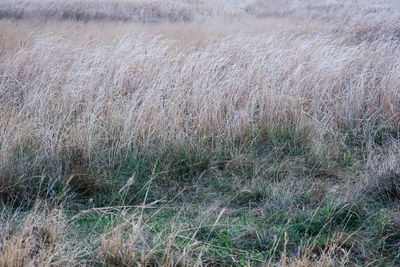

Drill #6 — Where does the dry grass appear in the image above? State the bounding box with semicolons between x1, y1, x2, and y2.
1;0;400;266
0;0;251;23
0;203;361;267
1;20;398;176
0;206;77;267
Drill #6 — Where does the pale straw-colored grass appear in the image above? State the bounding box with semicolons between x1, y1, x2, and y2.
0;18;399;180
0;1;399;265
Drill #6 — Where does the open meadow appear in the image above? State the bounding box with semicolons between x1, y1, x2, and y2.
1;0;400;266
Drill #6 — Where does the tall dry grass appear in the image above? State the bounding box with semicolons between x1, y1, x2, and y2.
1;13;399;190
1;0;400;265
0;0;251;23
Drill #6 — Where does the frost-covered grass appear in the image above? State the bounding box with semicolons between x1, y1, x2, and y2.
1;0;400;265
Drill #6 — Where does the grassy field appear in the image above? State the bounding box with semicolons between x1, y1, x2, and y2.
1;0;400;266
